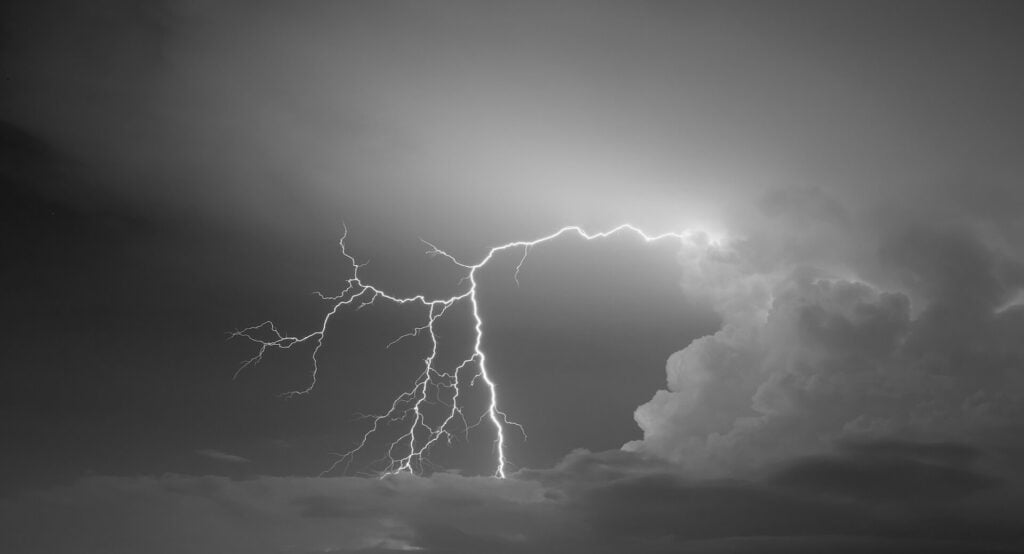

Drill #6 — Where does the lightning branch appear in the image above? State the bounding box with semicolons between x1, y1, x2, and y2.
232;224;715;478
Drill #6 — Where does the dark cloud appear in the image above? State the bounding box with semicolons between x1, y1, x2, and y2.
579;473;874;541
3;445;1023;554
291;494;381;519
772;441;997;504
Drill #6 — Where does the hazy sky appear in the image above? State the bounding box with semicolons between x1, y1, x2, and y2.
3;1;1024;553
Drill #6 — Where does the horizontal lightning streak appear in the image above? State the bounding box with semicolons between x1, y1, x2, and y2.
232;224;714;478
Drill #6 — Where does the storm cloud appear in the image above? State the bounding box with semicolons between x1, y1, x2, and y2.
629;217;1024;478
3;1;1024;553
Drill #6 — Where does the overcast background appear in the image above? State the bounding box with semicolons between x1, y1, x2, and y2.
3;1;1024;553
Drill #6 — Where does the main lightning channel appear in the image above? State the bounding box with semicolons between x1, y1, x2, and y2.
232;224;715;478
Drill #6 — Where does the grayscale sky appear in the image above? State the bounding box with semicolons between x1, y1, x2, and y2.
3;1;1024;553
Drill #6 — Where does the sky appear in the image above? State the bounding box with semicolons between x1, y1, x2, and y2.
3;1;1024;552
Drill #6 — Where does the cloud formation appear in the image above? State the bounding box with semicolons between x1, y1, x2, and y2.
3;447;1022;554
629;198;1024;479
3;2;1024;553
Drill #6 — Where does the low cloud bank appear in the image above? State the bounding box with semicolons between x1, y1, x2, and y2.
3;447;1022;553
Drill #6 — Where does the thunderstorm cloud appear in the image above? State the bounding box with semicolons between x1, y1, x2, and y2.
3;1;1024;553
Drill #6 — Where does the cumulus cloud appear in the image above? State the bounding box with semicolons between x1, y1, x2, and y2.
627;191;1024;483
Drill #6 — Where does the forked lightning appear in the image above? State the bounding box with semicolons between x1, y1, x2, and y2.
233;224;715;478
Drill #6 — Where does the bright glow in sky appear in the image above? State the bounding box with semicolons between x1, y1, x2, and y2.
5;2;1024;553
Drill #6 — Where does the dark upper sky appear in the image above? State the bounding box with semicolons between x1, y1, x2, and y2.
3;1;1024;553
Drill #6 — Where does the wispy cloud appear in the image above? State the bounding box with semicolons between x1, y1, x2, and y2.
196;449;251;464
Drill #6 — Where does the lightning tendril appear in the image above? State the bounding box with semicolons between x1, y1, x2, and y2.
232;224;716;478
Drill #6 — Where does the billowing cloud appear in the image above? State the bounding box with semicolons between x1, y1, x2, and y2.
627;191;1024;482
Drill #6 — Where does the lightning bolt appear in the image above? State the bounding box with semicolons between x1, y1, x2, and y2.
232;224;719;478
